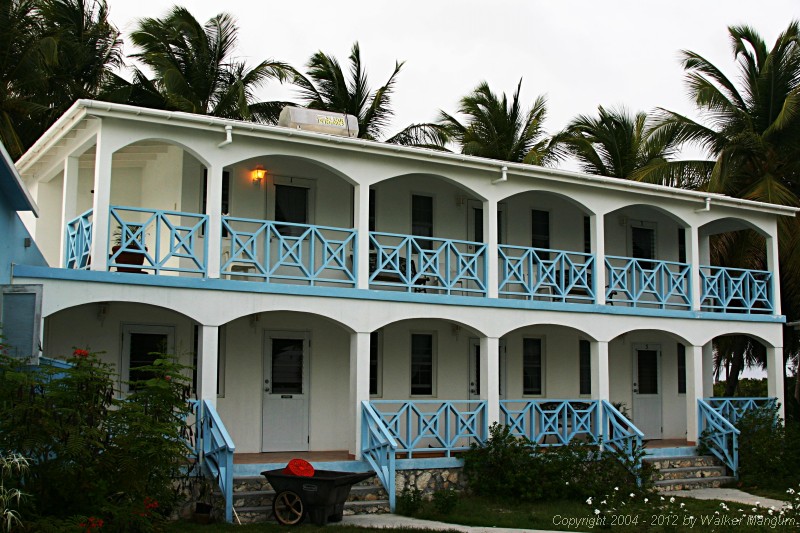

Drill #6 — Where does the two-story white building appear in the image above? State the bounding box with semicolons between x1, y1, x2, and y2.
8;100;794;518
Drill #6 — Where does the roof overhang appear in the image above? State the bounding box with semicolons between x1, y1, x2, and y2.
0;141;38;215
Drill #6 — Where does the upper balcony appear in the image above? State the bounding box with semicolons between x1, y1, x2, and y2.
18;103;790;320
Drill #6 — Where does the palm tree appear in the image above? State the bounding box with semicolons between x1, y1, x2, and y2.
438;79;560;165
655;22;800;397
293;42;405;141
124;7;292;122
561;105;695;183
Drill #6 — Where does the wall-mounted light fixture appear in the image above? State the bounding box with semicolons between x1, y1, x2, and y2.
252;166;266;184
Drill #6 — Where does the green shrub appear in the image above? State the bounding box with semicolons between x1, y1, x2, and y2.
737;403;800;490
431;489;458;514
396;487;424;516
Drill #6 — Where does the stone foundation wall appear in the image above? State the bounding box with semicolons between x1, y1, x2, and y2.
394;467;467;497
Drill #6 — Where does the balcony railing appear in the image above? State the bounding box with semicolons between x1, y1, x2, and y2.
500;399;600;445
369;232;487;295
109;206;208;275
222;217;356;286
499;246;594;302
700;266;773;314
61;208;779;317
65;209;93;269
605;256;691;310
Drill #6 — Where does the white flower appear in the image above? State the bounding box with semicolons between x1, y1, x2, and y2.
660;496;665;501
586;497;593;505
630;493;635;498
594;509;600;515
768;509;773;515
680;503;685;508
670;497;675;503
755;501;761;506
601;500;606;505
644;498;649;503
614;486;619;491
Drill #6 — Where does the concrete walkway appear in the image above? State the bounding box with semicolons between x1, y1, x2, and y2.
662;487;790;510
340;514;562;532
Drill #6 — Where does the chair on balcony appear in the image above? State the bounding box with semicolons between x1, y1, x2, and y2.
368;252;429;292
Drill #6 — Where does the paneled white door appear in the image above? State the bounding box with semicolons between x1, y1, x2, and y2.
262;332;310;452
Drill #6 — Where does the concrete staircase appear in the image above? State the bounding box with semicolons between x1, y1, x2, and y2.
645;455;735;491
221;474;389;524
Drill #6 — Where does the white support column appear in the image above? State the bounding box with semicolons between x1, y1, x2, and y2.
685;345;703;443
479;336;500;425
766;230;782;315
687;225;702;311
766;345;786;421
197;325;220;408
591;215;606;305
590;340;610;401
702;342;714;397
205;164;224;278
59;156;80;266
350;331;371;458
354;184;370;290
89;134;112;271
483;199;498;298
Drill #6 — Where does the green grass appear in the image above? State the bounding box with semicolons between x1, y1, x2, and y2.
163;522;457;533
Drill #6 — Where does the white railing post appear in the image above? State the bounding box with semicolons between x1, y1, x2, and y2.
198;325;219;408
354;184;370;289
479;336;500;426
685;345;703;443
89;133;112;271
59;156;80;267
688;225;702;311
206;165;224;279
483;199;498;298
350;331;371;458
766;345;785;421
591;214;606;305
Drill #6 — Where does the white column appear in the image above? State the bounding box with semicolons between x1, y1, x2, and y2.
590;340;610;400
591;215;606;305
350;331;371;458
766;345;786;420
205;164;224;278
483;199;498;298
89;134;112;271
197;325;220;408
479;336;500;425
687;225;701;311
685;345;703;443
702;342;714;397
59;156;80;266
354;184;370;289
766;231;781;315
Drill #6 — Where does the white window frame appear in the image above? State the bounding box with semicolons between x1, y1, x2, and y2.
522;336;545;397
120;324;175;393
410;331;437;397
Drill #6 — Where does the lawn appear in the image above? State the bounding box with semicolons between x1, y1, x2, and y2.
164;523;457;533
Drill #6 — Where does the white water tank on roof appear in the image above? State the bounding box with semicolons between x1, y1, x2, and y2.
278;106;359;138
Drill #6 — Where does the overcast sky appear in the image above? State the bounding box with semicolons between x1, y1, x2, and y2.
108;0;798;156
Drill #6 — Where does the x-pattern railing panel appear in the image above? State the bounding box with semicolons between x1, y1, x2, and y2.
222;217;356;286
65;209;93;269
600;400;644;465
498;246;595;302
698;399;740;476
700;266;773;314
109;206;208;275
605;256;690;309
704;397;776;426
369;400;488;457
500;400;600;446
369;232;487;295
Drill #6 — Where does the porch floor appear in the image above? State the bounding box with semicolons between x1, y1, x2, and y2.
234;450;353;464
643;439;690;448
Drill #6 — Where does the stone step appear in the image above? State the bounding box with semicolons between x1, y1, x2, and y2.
655;476;736;491
643;455;721;470
657;465;727;481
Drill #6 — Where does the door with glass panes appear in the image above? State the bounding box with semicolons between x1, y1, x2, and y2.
262;332;310;451
632;344;662;439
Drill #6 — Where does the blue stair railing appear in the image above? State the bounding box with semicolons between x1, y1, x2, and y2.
600;400;644;469
698;399;740;476
192;400;236;522
361;401;398;511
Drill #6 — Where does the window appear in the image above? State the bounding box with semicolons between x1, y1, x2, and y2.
677;343;686;394
0;284;42;360
631;224;655;260
411;195;434;246
271;338;304;394
636;349;659;394
579;340;591;395
410;333;434;395
531;210;550;249
583;216;591;254
369;189;376;232
370;331;382;396
122;325;174;392
275;184;309;236
523;338;543;395
678;228;686;263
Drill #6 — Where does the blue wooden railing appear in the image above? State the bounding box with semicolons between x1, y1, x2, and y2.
700;266;773;314
500;399;600;445
605;256;691;309
361;401;398;511
109;206;208;275
368;233;487;295
599;400;644;464
368;400;488;457
192;399;235;523
703;397;776;425
65;209;93;269
698;399;740;476
498;246;594;302
222;217;356;286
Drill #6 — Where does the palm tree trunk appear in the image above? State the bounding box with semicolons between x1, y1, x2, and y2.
724;352;744;396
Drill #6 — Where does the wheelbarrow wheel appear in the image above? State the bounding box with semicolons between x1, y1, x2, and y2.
273;490;304;525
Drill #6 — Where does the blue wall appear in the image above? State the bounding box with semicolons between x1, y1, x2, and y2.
0;191;47;285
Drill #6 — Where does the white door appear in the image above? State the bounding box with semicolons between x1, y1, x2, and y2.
632;344;662;439
468;339;506;400
262;332;310;452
